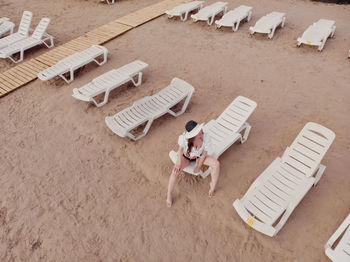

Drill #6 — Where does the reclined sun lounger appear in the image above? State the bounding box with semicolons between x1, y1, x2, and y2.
38;45;108;83
233;122;335;237
0;17;54;63
215;5;253;31
169;96;257;178
191;2;228;26
0;18;15;37
165;1;204;22
0;11;33;49
72;60;148;107
297;19;336;51
325;214;350;262
105;78;194;141
249;11;285;39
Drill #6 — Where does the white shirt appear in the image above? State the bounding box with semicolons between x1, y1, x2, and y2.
178;132;213;158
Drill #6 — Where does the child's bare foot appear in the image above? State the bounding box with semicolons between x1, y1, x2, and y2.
209;183;216;197
166;196;173;207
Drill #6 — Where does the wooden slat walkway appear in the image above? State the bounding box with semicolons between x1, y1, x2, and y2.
0;0;186;98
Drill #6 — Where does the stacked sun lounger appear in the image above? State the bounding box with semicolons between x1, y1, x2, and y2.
105;78;195;141
72;60;148;107
0;17;15;38
169;96;257;178
191;2;228;26
215;5;253;31
325;214;350;262
233;122;335;237
249;11;286;39
297;19;336;51
38;45;108;83
165;1;204;21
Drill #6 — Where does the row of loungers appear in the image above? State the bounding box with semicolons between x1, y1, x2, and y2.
36;44;348;261
165;1;341;51
0;11;54;63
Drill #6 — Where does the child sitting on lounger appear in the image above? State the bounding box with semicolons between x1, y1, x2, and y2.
166;120;220;207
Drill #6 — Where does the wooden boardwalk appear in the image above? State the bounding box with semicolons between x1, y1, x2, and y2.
0;0;186;98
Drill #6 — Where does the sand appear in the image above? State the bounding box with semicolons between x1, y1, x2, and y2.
0;0;349;261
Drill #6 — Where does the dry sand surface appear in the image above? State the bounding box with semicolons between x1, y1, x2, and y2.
0;0;350;261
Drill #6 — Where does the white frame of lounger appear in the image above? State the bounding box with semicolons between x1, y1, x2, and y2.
215;6;253;32
165;1;204;22
105;78;194;141
100;0;115;4
233;122;335;237
249;12;286;39
169;96;257;178
191;2;228;26
72;60;148;107
325;214;350;262
297;20;336;51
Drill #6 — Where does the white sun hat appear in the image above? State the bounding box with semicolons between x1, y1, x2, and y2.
184;120;204;139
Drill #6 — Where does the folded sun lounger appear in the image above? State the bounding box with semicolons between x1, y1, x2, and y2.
191;2;228;26
0;17;54;63
215;5;253;31
38;45;108;83
105;78;194;141
169;96;257;178
72;60;148;107
297;19;336;51
325;214;350;262
0;18;15;38
249;11;285;39
165;1;204;22
233;122;335;237
0;11;33;49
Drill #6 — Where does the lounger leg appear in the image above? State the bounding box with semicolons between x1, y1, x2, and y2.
281;17;286;28
43;36;55;48
313;164;326;186
233;21;240;32
318;40;326;51
8;50;24;63
247;11;252;22
130;72;143;87
126;119;154;141
59;69;74;84
167;92;193;117
94;53;107;66
268;27;276;39
201;168;212;179
239;122;251;143
92;89;111;107
330;26;335;38
181;12;189;21
273;206;294;236
208;15;215;26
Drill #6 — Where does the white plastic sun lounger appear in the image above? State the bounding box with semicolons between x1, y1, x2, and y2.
233;122;335;237
297;19;336;51
72;60;148;107
38;45;108;83
191;2;228;26
325;214;350;262
100;0;115;4
0;17;54;63
105;78;194;141
0;18;15;37
0;11;33;49
169;96;257;178
249;11;285;39
215;5;253;31
165;1;204;22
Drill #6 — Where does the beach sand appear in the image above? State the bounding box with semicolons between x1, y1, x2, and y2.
0;0;349;261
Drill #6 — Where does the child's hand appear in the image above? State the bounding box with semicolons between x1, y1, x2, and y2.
193;166;201;173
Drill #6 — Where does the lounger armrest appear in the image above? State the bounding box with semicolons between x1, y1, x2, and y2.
325;214;350;249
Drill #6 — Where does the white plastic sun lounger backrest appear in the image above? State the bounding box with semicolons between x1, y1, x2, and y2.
31;18;50;40
0;18;15;37
105;78;194;141
169;96;257;178
282;122;336;179
325;214;350;262
18;11;33;36
165;1;204;21
72;60;148;107
215;5;252;31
